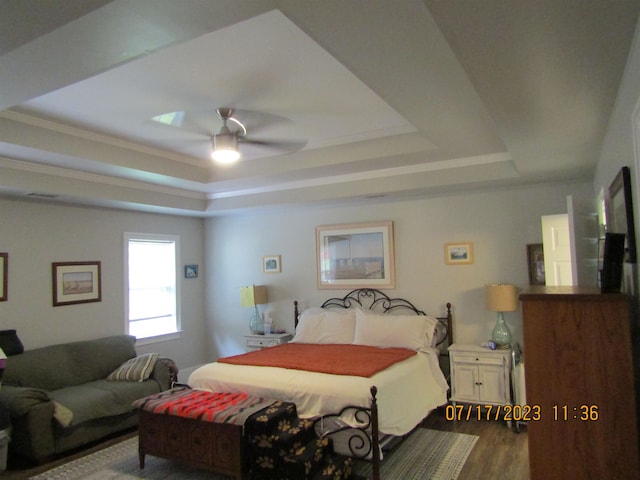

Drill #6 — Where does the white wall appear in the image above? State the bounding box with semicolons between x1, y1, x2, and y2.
0;198;207;373
205;180;594;359
0;178;601;370
594;16;640;299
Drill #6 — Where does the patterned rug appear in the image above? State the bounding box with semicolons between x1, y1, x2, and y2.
353;429;478;480
29;428;478;480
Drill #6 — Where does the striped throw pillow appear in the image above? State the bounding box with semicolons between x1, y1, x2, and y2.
107;353;159;382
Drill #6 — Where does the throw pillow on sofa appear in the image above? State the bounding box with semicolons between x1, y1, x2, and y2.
107;353;159;382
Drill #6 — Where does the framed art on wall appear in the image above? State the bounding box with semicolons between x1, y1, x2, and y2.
263;255;281;273
52;261;102;306
316;221;395;289
184;264;198;278
444;242;473;265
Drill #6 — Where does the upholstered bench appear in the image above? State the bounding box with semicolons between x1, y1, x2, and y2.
132;387;276;480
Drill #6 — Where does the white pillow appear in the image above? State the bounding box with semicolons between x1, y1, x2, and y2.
291;307;356;344
430;317;446;347
353;309;437;350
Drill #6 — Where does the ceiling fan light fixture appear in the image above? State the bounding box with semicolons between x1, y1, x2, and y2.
211;132;240;164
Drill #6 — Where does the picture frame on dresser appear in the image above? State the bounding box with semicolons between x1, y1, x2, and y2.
607;166;637;263
526;243;545;285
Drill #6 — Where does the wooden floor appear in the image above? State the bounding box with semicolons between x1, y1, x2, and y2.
422;409;530;480
3;409;529;479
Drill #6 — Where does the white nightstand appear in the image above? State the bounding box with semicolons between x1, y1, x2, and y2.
244;333;293;352
448;344;512;408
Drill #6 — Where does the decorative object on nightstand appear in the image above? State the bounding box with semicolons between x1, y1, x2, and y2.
240;285;268;334
485;283;517;348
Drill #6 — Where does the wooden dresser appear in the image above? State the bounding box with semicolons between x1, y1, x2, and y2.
520;286;639;479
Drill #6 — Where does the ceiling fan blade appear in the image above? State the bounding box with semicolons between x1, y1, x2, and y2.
228;109;293;133
240;137;307;152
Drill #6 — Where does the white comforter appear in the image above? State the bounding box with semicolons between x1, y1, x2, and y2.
188;347;448;436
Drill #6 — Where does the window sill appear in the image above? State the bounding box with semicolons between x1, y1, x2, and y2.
134;331;182;346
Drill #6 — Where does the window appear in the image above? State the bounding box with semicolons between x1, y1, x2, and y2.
125;233;180;340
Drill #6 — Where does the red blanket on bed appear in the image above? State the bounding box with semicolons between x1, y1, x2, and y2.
218;343;416;377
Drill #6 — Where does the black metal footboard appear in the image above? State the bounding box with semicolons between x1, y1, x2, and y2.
313;386;380;480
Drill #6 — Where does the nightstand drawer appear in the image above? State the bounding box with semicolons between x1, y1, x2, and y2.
247;338;280;348
452;354;504;366
244;333;293;351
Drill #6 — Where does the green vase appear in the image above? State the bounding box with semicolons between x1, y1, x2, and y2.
491;312;512;348
249;306;263;334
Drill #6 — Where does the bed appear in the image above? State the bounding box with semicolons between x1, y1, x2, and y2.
188;288;452;477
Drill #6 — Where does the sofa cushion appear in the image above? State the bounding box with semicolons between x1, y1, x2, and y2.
49;378;162;427
4;335;137;391
107;353;158;382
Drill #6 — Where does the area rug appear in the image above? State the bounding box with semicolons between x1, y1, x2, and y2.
29;428;477;480
353;428;478;480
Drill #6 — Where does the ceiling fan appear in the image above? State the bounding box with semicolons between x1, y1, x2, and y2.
211;107;244;164
152;107;305;164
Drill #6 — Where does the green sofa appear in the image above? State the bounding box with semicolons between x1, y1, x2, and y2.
0;335;178;464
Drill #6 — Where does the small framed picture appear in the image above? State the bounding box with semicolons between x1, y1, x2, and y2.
263;255;281;273
184;264;198;278
444;242;474;265
526;244;545;285
52;261;101;306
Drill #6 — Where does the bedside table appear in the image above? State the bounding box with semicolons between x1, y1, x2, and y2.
448;344;512;408
244;333;293;352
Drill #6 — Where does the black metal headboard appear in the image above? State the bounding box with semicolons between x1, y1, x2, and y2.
294;288;453;347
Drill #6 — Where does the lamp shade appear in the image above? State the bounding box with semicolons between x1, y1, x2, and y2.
485;283;518;312
240;285;267;307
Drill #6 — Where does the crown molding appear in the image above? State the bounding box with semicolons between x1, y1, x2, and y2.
0;156;204;199
1;109;203;167
208;152;513;199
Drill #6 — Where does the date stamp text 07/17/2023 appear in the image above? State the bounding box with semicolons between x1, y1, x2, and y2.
445;404;600;422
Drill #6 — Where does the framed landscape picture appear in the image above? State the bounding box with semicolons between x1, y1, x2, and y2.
444;242;473;265
52;261;102;306
316;221;395;289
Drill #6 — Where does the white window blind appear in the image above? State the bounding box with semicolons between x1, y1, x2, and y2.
125;234;180;340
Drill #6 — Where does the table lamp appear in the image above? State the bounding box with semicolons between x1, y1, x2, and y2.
241;285;268;334
485;283;518;348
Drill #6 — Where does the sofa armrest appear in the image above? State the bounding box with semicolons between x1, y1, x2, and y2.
0;386;56;463
151;358;179;390
0;385;51;415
